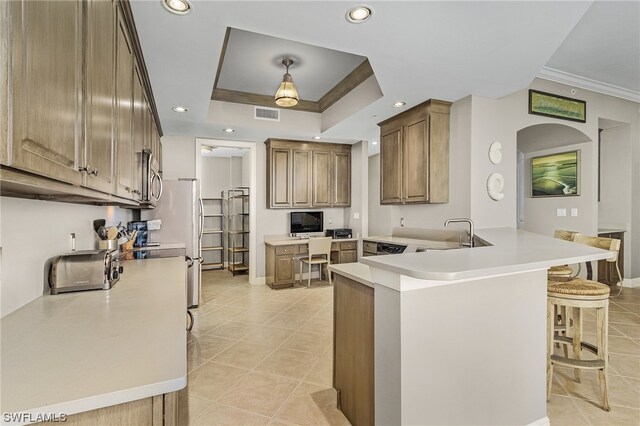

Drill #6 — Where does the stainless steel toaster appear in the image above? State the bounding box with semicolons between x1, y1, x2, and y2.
49;250;122;295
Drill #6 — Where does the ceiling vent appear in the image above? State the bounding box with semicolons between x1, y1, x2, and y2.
254;106;280;122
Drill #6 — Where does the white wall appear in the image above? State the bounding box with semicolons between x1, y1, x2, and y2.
343;141;368;252
0;197;133;318
522;142;594;236
161;135;196;179
599;124;634;279
201;157;230;198
367;96;472;235
467;78;639;278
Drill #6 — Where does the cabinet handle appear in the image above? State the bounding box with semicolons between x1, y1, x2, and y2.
336;388;341;410
80;165;97;176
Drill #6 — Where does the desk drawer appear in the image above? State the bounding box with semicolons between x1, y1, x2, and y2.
363;241;377;254
275;245;297;255
298;245;308;254
340;241;356;250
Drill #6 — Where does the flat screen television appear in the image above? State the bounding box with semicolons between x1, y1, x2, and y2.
290;211;323;235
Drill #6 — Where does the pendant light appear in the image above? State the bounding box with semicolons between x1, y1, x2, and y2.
274;59;299;107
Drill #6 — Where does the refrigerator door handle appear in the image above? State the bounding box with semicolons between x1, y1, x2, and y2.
198;198;204;240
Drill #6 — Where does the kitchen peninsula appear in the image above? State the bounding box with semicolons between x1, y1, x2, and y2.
0;257;187;424
330;228;614;426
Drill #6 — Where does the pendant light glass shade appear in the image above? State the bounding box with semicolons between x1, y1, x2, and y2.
275;59;299;107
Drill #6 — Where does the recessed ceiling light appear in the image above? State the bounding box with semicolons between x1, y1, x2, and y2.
372;141;378;145
172;106;188;113
223;128;235;133
162;0;192;15
392;101;406;108
346;5;373;23
313;136;321;140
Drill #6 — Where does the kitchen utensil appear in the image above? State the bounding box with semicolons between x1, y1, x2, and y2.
97;226;107;240
93;219;106;233
106;226;118;240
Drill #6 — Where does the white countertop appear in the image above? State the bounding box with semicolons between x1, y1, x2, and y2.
0;257;187;420
329;263;372;288
360;228;614;282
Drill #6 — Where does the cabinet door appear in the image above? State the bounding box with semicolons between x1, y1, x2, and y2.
339;249;357;264
269;148;292;207
131;64;145;200
403;116;428;203
334;274;374;426
115;5;134;198
333;151;351;206
428;112;449;203
380;126;403;204
10;0;83;185
274;255;295;285
312;150;332;207
84;0;116;194
292;149;312;207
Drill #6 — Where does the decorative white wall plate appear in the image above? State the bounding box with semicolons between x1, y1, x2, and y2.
487;172;504;201
489;141;502;164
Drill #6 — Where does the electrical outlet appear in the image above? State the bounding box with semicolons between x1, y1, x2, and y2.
328;218;333;224
556;208;567;217
570;208;578;217
353;212;360;220
400;217;405;227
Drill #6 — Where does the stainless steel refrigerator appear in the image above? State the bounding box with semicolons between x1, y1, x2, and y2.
142;178;202;308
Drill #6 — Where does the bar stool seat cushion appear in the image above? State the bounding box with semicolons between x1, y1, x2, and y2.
548;277;610;297
548;265;573;277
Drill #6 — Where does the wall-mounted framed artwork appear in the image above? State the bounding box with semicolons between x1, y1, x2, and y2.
531;150;580;197
528;89;586;123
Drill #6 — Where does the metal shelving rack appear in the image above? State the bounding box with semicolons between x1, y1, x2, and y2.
200;197;224;270
226;187;249;276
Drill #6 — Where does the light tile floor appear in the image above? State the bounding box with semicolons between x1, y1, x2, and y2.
181;270;347;426
183;271;640;425
548;286;640;426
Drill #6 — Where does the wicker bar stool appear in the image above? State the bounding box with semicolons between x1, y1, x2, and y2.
546;235;621;412
548;230;580;278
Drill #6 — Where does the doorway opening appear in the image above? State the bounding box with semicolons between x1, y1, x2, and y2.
196;138;257;285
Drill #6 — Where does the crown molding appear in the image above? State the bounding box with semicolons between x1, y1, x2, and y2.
537;67;639;103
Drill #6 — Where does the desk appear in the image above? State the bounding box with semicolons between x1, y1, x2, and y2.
265;238;358;288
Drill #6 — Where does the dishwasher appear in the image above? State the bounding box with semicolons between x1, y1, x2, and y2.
376;242;407;255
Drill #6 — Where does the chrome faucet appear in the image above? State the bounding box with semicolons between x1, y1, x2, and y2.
444;218;475;248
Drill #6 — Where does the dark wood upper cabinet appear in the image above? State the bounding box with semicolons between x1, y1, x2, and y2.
265;139;351;209
9;0;83;185
85;0;116;194
312;150;332;207
1;0;162;206
115;4;134;198
378;99;451;205
292;149;312;207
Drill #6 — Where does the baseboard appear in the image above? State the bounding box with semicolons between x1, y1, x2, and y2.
528;416;550;426
252;277;266;286
623;277;640;288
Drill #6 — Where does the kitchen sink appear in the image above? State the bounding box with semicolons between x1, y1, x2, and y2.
411;235;492;253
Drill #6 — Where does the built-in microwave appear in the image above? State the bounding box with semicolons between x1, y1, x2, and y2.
140;148;163;206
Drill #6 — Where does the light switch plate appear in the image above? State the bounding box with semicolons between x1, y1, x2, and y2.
354;212;360;220
571;208;578;217
557;208;567;217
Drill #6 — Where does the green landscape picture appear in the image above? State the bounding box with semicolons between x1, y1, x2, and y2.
529;90;586;122
531;151;579;197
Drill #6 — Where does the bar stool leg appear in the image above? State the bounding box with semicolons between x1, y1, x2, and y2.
572;307;582;383
597;304;610;411
547;299;555;401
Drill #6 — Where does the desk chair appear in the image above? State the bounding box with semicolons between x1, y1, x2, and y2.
300;237;332;288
